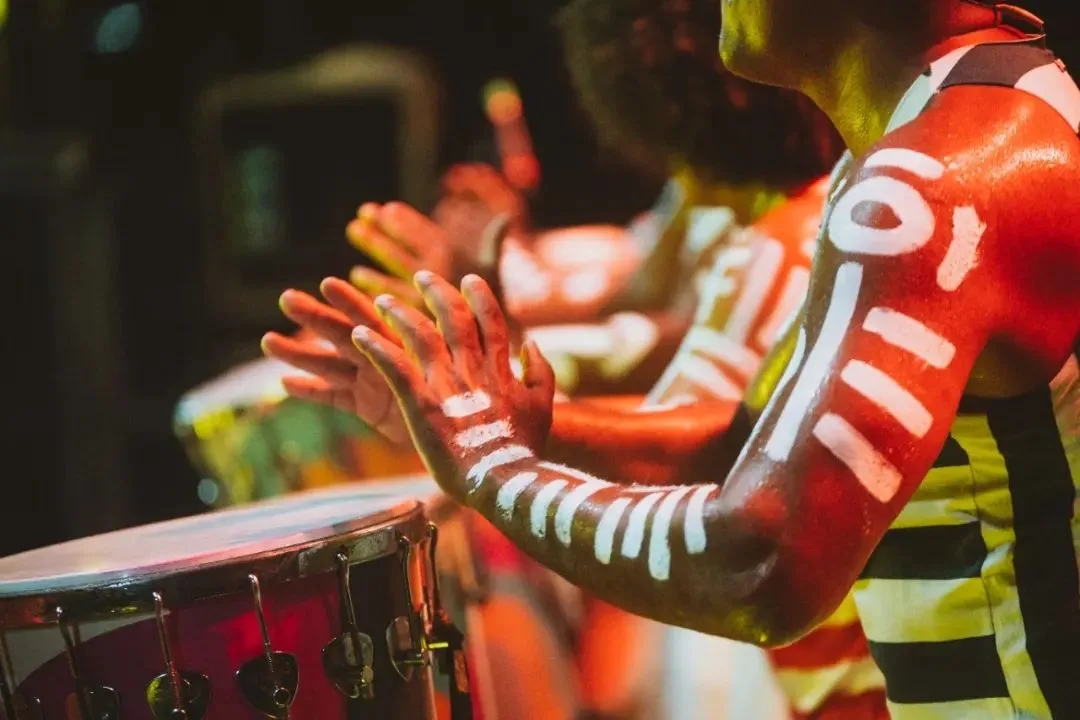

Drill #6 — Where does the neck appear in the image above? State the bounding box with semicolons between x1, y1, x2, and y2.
801;6;1024;156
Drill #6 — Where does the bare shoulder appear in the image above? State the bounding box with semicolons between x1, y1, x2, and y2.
828;84;1080;369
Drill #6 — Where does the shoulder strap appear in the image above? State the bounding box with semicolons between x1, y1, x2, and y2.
936;41;1080;134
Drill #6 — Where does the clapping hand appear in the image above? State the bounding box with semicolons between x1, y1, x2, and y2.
350;272;555;502
261;278;411;445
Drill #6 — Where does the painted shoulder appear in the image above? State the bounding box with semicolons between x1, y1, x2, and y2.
750;176;829;259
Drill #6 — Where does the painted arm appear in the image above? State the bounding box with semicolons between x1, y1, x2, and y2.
542;179;824;480
351;128;1062;644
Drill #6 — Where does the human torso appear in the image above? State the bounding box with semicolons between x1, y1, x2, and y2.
646;175;829;407
523;174;761;396
824;39;1080;719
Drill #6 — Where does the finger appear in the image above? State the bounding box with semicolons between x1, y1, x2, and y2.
460;274;511;385
441;163;485;195
261;332;355;387
414;271;485;382
520;339;555;395
477;214;511;270
278;290;367;363
346;267;426;314
317;277;397;336
346;217;418;279
352;325;426;404
281;375;356;414
378;202;445;259
372;293;452;372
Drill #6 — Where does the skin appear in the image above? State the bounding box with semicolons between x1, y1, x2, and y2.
284;11;1080;642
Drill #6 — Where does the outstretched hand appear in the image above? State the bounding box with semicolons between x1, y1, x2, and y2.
261;278;410;445
347;202;512;315
351;272;556;503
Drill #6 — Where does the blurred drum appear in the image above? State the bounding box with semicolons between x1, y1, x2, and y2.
174;352;425;508
0;483;469;720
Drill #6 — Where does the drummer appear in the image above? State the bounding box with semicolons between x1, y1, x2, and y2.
278;1;1080;718
264;2;896;719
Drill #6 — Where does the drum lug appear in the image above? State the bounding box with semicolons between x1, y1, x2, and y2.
235;576;298;719
424;523;472;718
146;674;210;720
386;537;432;681
387;523;471;714
56;608;121;720
321;553;376;700
0;636;43;720
2;692;43;720
63;686;120;720
146;593;211;720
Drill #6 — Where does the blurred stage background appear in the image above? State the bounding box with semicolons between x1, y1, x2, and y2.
3;0;1076;556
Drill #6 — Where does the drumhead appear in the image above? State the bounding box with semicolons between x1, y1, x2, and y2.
0;482;430;597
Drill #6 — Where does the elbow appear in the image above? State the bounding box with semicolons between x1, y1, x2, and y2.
704;532;833;648
742;550;838;649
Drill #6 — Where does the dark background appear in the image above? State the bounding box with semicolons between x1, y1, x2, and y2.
2;0;1077;557
1;0;664;557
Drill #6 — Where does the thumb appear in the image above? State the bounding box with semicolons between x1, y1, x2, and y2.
519;339;555;397
476;212;512;306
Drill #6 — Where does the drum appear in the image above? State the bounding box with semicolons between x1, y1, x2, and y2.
174;353;425;508
0;483;470;720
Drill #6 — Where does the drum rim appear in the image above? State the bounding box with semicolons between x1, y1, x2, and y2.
0;501;429;629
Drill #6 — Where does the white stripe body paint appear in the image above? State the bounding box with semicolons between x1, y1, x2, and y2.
637;394;697;412
621;493;665;559
555;482;608;546
442;390;492;418
937;205;987;291
562;270;610;303
601;313;661;379
686;327;763;379
812;413;903;503
530;481;569;538
756;267;810;350
537;461;611;486
679;355;743;400
466;445;534;493
454;420;514;449
726;239;784;343
684;484;718;554
827;176;936;256
624;484;686;493
594;498;632;564
526;325;614;358
686;206;737;255
863;148;945;179
766;263;863;461
647;487;693;581
840;360;934;437
496;471;537;521
863;307;956;369
735;328;807;469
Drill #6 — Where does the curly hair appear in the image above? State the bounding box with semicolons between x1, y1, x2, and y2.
556;0;844;187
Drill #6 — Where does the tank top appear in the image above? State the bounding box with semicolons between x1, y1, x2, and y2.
850;37;1080;720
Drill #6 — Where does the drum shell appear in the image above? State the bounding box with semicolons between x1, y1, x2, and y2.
5;523;439;718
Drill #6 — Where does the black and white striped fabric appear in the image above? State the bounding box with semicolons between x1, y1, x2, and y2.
852;37;1080;720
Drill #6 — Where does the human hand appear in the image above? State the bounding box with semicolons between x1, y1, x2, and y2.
261;278;411;445
347;204;512;314
434;162;528;241
350;272;555;503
